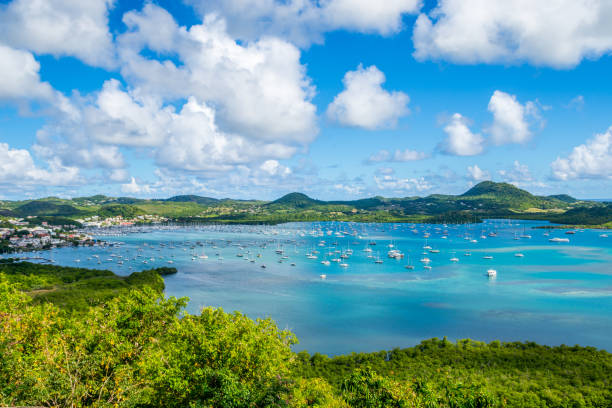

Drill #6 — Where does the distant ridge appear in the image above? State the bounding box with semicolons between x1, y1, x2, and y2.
2;180;606;226
163;195;220;205
548;194;577;203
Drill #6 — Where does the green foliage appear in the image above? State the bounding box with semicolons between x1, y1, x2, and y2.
0;262;166;312
461;181;531;199
162;195;220;205
295;338;612;408
0;283;296;407
1;263;611;407
0;241;12;254
341;368;418;408
289;378;348;407
14;200;83;217
1;181;607;225
26;215;83;227
96;204;145;219
268;193;324;209
548;205;612;225
547;194;577;203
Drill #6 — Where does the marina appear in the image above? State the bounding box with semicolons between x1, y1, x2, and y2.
6;219;612;355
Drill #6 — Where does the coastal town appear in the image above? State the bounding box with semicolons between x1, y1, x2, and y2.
0;218;93;253
0;214;168;253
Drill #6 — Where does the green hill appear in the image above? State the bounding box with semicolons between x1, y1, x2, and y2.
2;180;605;225
71;195;113;205
96;204;145;218
458;181;559;211
548;194;577;203
14;201;82;217
330;197;386;210
461;181;532;199
268;192;323;208
549;204;612;225
164;195;220;205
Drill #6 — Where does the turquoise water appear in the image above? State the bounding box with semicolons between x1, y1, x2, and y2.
9;220;612;355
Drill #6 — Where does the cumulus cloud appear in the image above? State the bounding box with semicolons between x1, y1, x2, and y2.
367;148;426;163
0;44;56;105
487;91;540;145
108;169;130;183
260;160;291;177
327;65;409;130
498;161;532;183
0;142;81;187
374;175;432;193
0;0;115;68
334;183;364;196
413;0;612;68
26;3;318;184
118;5;317;143
551;126;612;180
440;113;484;156
121;177;152;194
467;165;489;181
186;0;421;46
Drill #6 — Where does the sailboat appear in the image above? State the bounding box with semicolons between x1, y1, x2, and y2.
404;253;414;269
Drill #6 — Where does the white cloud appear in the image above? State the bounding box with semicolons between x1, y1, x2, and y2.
374;175;432;193
498;161;548;189
0;142;81;187
118;5;317;144
393;148;427;161
413;0;612;68
0;0;115;68
498;160;532;183
367;148;426;163
327;65;409;130
30;4;319;178
36;81;301;173
487;91;540;145
467;165;489;181
155;98;299;172
334;183;363;196
121;177;152;194
0;44;56;105
551;126;612;180
440;113;484;156
186;0;421;47
108;169;130;183
260;160;291;177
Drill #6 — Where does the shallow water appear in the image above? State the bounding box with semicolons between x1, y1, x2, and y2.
9;220;612;355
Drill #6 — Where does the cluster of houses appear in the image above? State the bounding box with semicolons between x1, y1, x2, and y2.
76;214;168;228
0;219;95;252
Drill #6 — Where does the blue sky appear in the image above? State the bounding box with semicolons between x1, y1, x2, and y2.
0;0;611;200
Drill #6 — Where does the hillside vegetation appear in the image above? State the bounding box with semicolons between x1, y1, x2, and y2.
0;260;173;311
1;262;610;407
1;181;609;226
